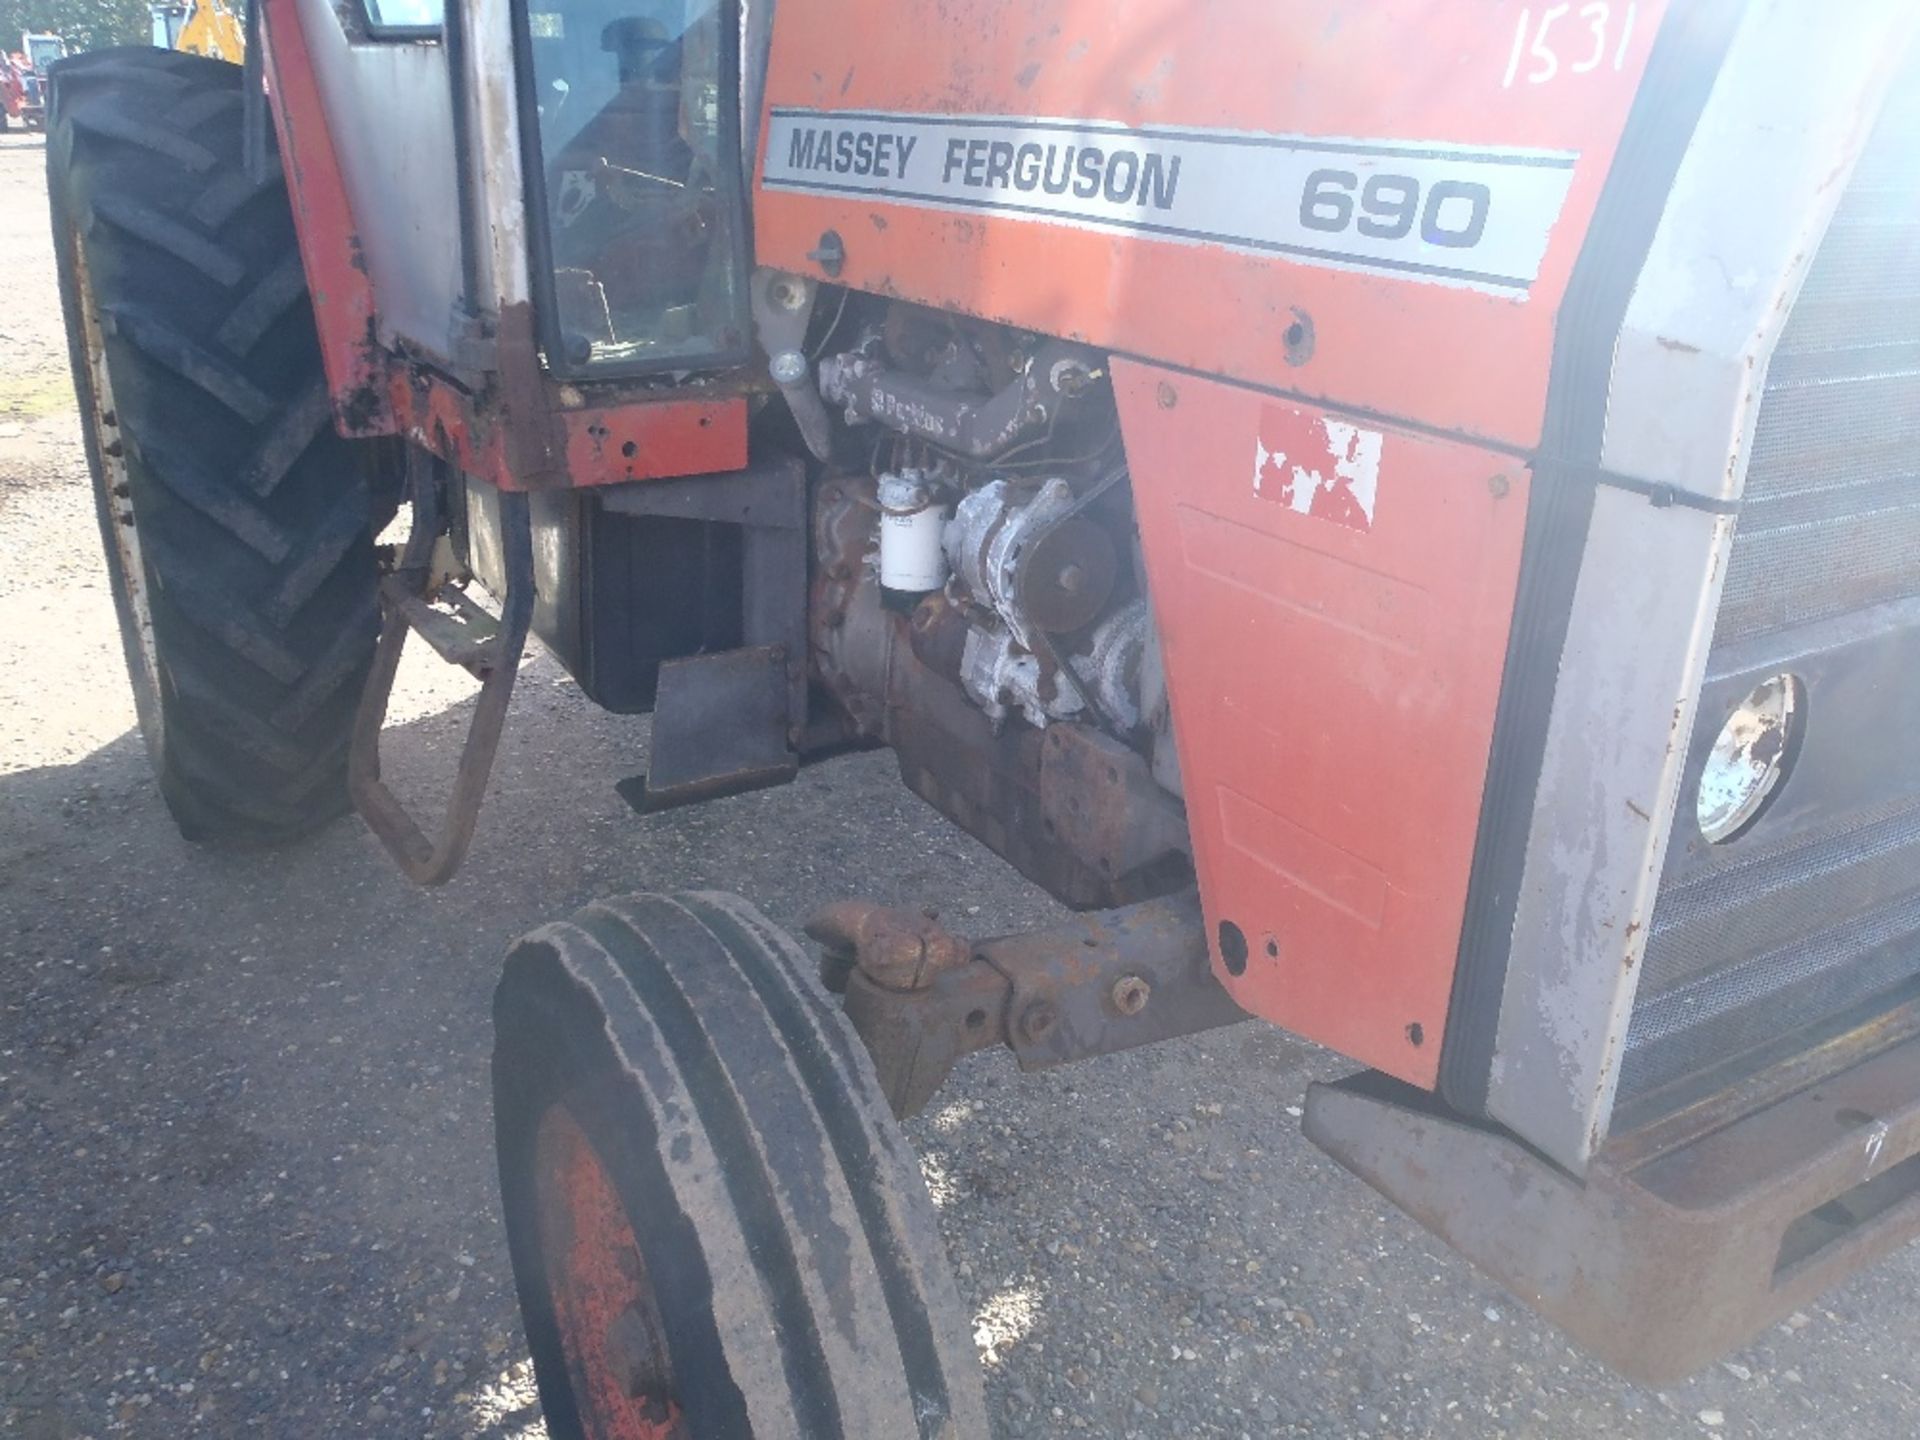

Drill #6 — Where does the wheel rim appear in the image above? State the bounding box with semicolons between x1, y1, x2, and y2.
534;1104;685;1440
71;224;165;758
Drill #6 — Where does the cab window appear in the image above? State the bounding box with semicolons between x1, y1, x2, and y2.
517;0;750;375
363;0;443;32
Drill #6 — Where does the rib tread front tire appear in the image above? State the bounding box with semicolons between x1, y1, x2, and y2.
494;891;990;1440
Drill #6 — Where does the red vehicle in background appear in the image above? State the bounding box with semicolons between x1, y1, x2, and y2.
2;53;24;130
7;34;63;131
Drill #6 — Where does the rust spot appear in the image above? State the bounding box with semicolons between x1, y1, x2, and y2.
339;384;384;434
335;316;389;433
869;212;889;231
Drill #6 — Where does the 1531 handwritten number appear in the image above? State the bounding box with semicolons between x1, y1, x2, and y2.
1503;3;1639;88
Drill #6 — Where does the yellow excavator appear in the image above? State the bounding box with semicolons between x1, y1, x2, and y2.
148;0;243;62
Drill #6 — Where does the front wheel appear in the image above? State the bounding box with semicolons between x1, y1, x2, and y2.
493;891;990;1440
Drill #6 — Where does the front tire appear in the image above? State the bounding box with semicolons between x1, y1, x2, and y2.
48;48;379;844
494;892;990;1440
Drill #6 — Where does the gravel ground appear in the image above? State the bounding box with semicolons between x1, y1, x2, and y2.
5;123;1920;1440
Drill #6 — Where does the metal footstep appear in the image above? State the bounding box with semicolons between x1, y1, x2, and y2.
348;485;532;885
379;576;502;673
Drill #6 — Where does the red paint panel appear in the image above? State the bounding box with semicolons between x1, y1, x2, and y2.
386;372;748;492
558;398;748;487
756;0;1665;448
258;0;388;435
1115;360;1529;1086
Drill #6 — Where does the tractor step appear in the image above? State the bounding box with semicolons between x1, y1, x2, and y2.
378;573;502;675
349;483;532;885
1304;1001;1920;1385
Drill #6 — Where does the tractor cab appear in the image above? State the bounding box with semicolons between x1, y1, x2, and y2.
244;0;779;880
150;5;191;48
22;30;62;73
13;32;63;128
278;0;753;394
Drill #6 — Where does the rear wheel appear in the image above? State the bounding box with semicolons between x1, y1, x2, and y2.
494;891;989;1440
48;48;379;844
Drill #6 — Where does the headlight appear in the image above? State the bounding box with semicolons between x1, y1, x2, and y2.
1697;674;1803;844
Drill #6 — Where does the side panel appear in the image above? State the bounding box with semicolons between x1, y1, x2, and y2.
1116;363;1527;1085
295;0;465;361
755;0;1666;449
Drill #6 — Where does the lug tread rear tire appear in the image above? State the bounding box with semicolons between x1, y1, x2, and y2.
49;48;377;845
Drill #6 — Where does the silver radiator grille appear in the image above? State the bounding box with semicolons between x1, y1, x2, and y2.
1619;72;1920;1109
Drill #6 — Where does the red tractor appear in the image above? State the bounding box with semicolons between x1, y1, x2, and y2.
46;0;1920;1432
7;34;63;130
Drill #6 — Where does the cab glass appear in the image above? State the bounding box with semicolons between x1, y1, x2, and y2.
517;0;751;375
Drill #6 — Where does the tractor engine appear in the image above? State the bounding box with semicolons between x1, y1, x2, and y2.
806;303;1190;908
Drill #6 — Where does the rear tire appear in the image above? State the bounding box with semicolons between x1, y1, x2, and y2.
48;48;378;844
494;892;990;1440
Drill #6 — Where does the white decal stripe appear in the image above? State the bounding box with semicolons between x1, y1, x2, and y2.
770;107;1580;169
762;110;1581;296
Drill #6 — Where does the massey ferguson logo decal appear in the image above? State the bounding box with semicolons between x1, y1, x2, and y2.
1253;403;1384;533
763;109;1578;294
780;124;1183;210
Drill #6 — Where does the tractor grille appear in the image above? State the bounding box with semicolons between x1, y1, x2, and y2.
1618;72;1920;1113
